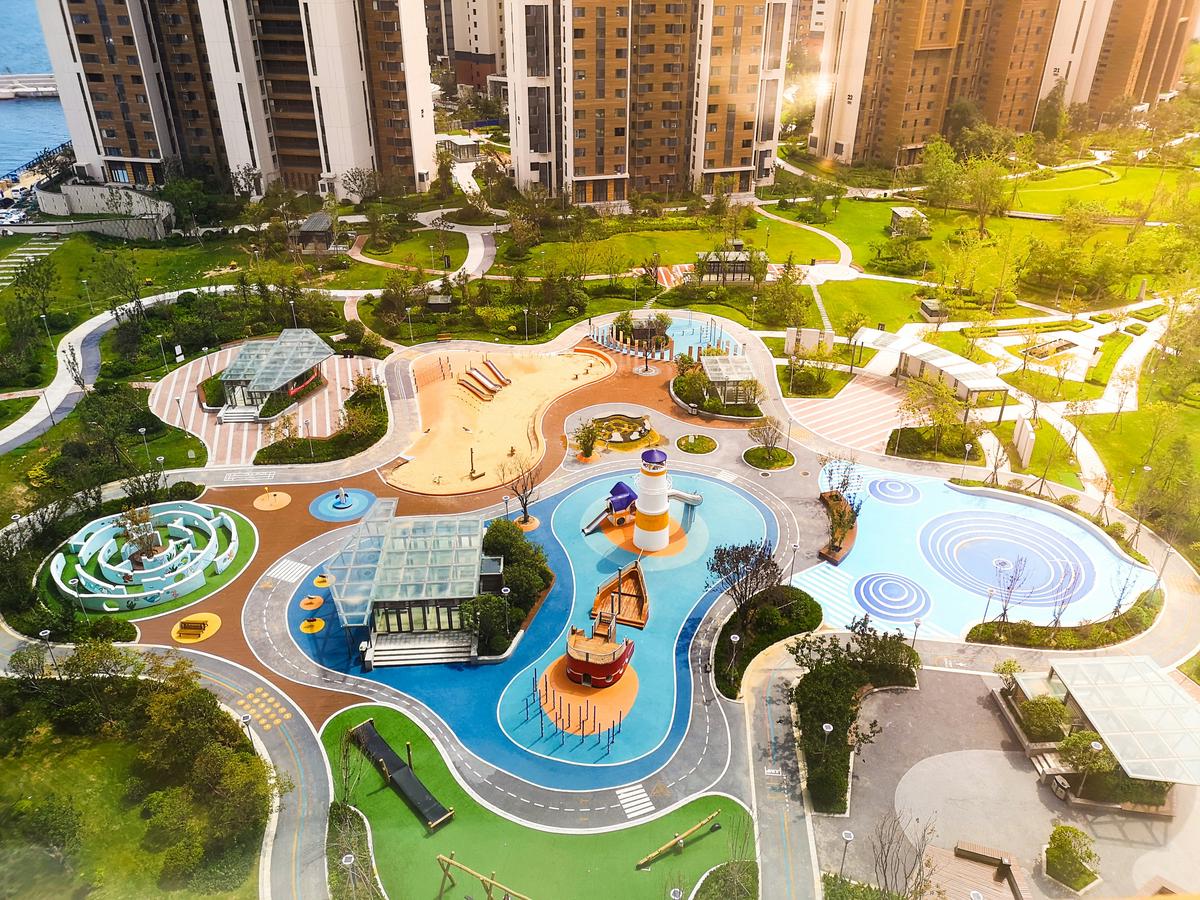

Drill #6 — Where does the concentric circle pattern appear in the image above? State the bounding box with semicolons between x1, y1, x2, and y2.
919;511;1096;606
854;573;932;622
868;478;921;505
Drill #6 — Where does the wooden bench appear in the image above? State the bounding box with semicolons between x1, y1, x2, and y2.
954;842;1030;900
177;619;208;636
436;332;453;342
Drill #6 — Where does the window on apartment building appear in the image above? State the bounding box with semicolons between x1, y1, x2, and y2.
616;27;627;37
116;15;130;25
96;111;114;120
574;147;586;157
704;140;715;151
575;129;586;139
616;68;626;77
140;112;151;122
574;49;586;58
70;13;90;24
712;26;724;35
614;127;625;136
574;69;587;80
80;52;100;63
573;6;585;16
144;131;156;140
615;48;626;58
615;88;626;97
713;5;725;13
574;90;586;99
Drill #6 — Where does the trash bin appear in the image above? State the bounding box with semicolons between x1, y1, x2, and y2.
1051;775;1070;800
689;403;698;416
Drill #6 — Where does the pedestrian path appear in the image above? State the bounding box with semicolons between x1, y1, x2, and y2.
783;375;907;454
794;562;960;640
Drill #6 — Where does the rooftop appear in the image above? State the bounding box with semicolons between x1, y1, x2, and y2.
299;210;333;233
325;500;487;627
852;327;1009;394
701;353;756;383
1052;656;1200;786
891;206;927;219
221;329;333;394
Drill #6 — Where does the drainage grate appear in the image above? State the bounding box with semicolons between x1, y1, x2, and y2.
760;472;771;478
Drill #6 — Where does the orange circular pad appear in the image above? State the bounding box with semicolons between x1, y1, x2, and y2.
598;515;688;557
299;617;325;634
253;490;292;511
299;595;324;611
538;654;639;736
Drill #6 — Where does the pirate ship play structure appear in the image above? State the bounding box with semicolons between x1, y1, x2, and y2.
565;559;650;687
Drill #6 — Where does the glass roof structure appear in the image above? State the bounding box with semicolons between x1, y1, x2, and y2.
700;354;756;383
324;500;486;628
1052;656;1200;786
221;328;333;393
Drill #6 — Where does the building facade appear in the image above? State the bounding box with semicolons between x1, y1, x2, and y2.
811;0;1200;166
37;0;435;196
505;0;791;201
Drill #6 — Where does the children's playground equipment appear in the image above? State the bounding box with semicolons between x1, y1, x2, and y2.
436;852;530;900
349;718;454;830
49;501;244;612
566;559;650;688
635;809;722;869
484;358;511;385
581;451;703;544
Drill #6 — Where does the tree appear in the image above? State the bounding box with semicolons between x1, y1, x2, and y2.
13;794;82;863
118;506;160;558
1058;730;1116;795
921;137;962;213
341;167;380;202
500;454;538;524
12;254;58;319
1108;366;1138;428
160;177;208;237
193;741;280;843
7;642;49;682
460;593;512;652
993;658;1022;693
1019;694;1070;741
871;811;939;900
705;541;781;632
961;157;1010;237
229;163;261;197
748;415;783;462
1047;823;1098;876
995;555;1029;622
573;420;599;459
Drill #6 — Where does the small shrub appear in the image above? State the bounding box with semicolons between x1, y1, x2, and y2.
168;481;204;501
503;562;545;611
1019;694;1070;741
807;756;849;811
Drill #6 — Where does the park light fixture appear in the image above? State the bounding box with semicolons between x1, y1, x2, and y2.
822;722;833;745
839;830;854;877
961;442;973;478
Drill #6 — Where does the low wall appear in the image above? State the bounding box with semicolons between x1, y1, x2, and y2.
35;182;174;220
3;216;168;241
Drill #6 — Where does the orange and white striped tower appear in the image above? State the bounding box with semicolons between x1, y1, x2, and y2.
633;449;671;552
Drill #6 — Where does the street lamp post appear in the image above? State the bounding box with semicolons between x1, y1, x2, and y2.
502;495;511;517
82;278;93;313
201;346;214;379
982;588;994;624
41;389;55;426
1079;740;1105;795
839;830;854;877
68;578;88;622
39;630;60;678
910;617;922;649
728;633;740;673
750;294;757;330
961;442;973;479
822;722;833;746
289;299;298;328
788;542;800;584
523;307;529;342
342;854;357;894
240;713;253;735
174;397;186;427
138;426;150;463
304;419;314;458
156;455;165;473
428;244;435;269
156;333;169;373
39;313;53;349
407;307;415;345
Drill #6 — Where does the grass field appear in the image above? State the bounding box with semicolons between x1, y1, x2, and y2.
360;229;469;271
0;388;207;515
990;419;1083;490
1010;165;1200;215
0;395;37;429
0;734;256;899
1182;650;1200;686
321;706;754;900
1001;368;1105;402
774;363;853;398
817;278;924;333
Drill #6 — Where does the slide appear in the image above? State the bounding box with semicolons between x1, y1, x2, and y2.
582;508;609;536
457;378;492;401
467;367;502;392
350;719;454;830
484;358;511;386
667;489;703;507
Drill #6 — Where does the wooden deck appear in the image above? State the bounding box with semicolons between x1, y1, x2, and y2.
590;562;650;629
928;846;1024;900
566;627;625;664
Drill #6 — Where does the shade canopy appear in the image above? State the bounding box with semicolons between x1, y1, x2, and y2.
852;327;1009;394
1052;656;1200;786
221;328;333;393
700;354;755;383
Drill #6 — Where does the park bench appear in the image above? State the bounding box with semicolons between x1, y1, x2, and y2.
177;619;208;636
953;842;1031;900
437;332;453;342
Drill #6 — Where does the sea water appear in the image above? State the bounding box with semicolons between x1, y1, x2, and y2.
0;0;69;174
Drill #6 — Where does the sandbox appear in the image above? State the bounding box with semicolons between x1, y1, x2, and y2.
386;349;612;495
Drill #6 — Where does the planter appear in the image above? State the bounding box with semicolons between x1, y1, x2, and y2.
818;490;857;565
742;447;796;471
575;452;597;463
1043;844;1101;896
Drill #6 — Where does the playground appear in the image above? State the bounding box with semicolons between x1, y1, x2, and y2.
385;348;613;495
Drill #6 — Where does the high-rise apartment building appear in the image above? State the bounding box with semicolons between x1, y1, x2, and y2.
38;0;436;197
811;0;1200;166
505;0;791;202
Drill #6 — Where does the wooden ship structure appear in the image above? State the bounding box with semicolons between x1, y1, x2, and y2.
565;559;650;688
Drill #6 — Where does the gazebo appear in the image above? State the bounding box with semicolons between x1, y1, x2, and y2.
219;328;333;419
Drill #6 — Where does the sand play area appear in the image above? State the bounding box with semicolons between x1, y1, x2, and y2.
386;348;613;494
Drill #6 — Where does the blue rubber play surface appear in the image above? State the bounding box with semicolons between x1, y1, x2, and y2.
287;469;775;789
308;488;377;523
794;467;1156;639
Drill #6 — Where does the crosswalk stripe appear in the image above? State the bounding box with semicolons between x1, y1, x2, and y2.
264;558;310;583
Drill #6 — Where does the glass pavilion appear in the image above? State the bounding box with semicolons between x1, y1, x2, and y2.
220;328;333;411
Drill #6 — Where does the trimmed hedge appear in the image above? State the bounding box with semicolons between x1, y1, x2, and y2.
1130;304;1166;322
967;589;1162;650
200;371;225;407
258;371;326;419
962;318;1091;339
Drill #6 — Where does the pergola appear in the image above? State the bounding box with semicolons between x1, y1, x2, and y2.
220;328;333;410
700;354;757;405
852;327;1011;421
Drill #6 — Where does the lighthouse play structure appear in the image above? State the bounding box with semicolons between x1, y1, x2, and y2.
581;448;703;542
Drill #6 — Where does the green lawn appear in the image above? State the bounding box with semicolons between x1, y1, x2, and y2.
41;507;256;622
1182;650;1200;686
1001;368;1105;402
1010;165;1199;216
1086;331;1133;386
775;363;853;398
0;387;207;515
0;734;256;899
0;395;37;429
744;446;795;469
760;336;878;367
360;229;469;271
321;706;754;900
817;279;924;333
990;419;1083;490
925;328;1001;365
0;234;31;258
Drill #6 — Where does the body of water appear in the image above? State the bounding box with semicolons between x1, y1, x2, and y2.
1;0;69;174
